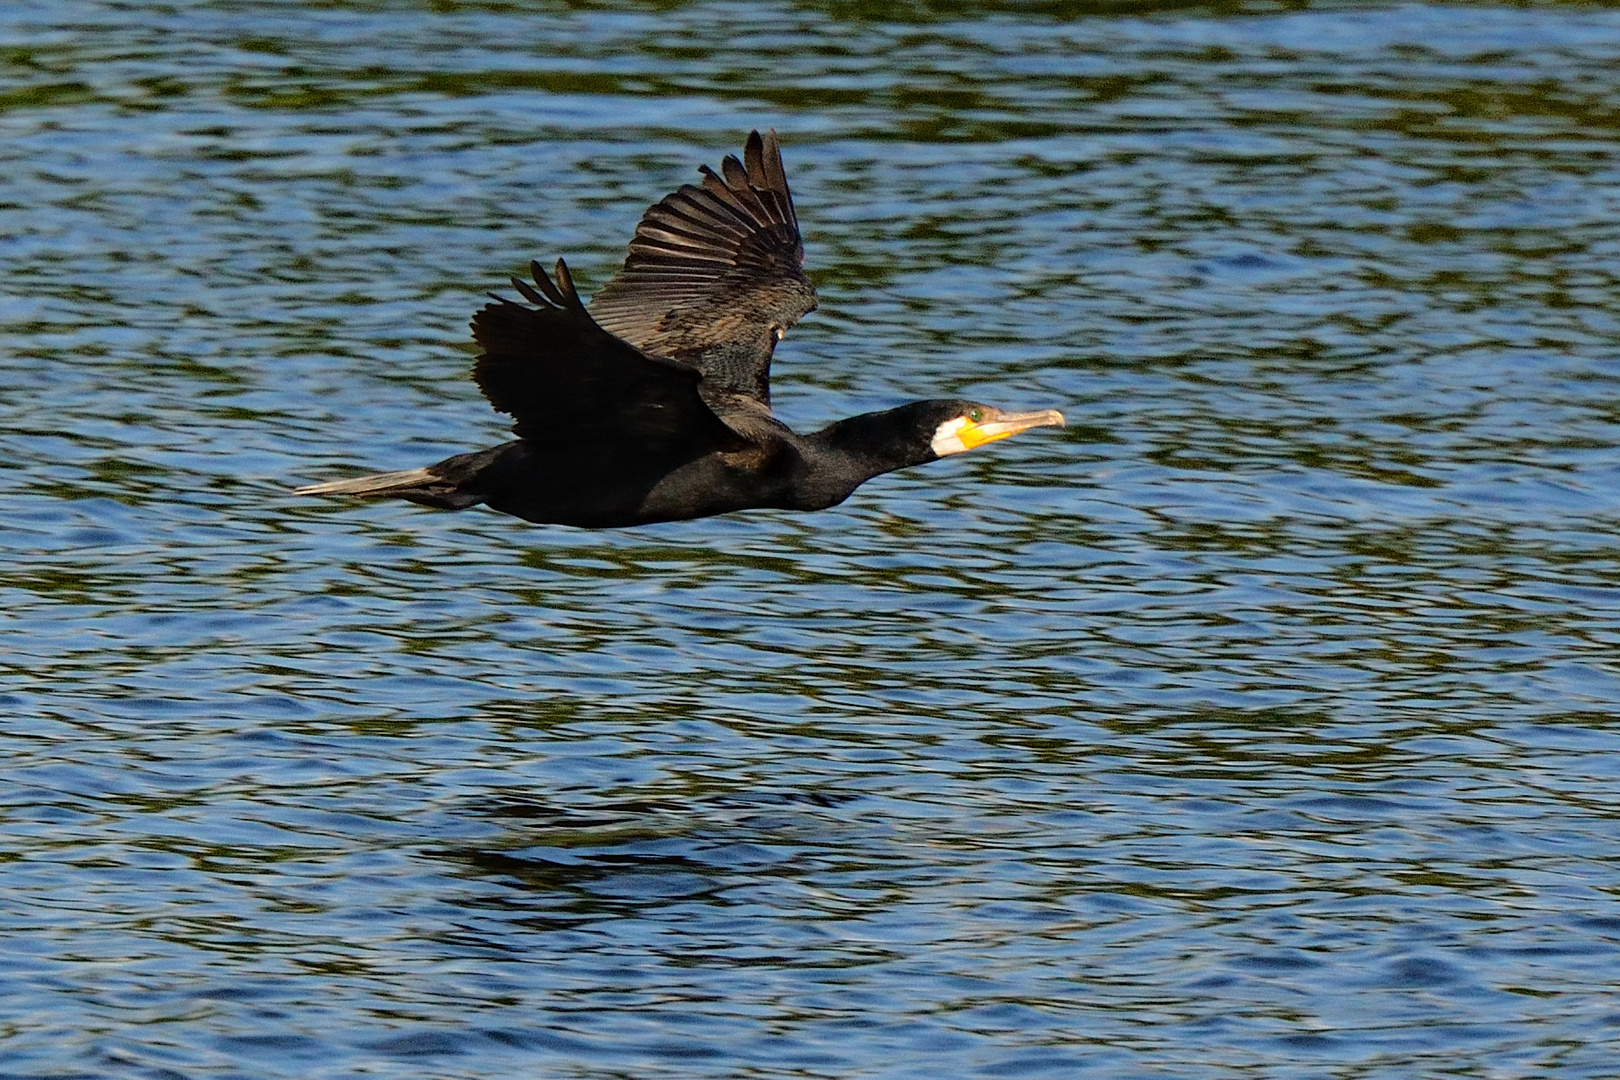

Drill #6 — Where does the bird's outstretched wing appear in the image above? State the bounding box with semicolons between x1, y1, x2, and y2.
587;129;818;404
473;259;748;460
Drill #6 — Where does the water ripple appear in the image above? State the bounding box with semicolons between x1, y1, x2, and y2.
5;2;1620;1078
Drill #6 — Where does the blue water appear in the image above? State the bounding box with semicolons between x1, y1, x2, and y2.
4;2;1620;1077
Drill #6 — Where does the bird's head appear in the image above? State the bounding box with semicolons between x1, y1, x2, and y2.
926;402;1066;458
835;400;1064;462
800;398;1068;507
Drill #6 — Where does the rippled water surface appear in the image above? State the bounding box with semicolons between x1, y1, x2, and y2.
5;1;1620;1076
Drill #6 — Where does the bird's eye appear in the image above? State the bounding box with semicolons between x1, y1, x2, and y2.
968;408;984;423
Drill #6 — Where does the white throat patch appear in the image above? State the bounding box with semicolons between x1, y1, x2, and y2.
930;416;972;457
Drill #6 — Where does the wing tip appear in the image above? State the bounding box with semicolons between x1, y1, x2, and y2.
494;257;587;313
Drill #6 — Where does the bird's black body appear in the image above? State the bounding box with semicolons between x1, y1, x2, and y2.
298;131;1063;527
392;399;988;527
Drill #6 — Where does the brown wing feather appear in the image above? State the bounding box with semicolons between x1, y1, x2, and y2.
472;259;747;459
587;130;818;402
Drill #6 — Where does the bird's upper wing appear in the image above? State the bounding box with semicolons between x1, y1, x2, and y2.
472;259;750;460
586;130;818;403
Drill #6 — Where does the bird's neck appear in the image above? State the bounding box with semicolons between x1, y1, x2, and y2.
795;407;934;508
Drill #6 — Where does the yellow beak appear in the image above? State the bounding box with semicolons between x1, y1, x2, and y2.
958;408;1066;450
932;408;1065;457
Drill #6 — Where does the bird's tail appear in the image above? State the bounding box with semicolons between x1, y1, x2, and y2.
294;468;440;497
295;443;518;511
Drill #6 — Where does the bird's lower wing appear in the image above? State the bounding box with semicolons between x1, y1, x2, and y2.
472;259;749;462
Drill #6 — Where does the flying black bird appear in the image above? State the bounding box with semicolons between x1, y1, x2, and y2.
297;130;1063;527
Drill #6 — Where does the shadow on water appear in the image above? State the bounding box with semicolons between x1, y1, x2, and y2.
444;793;846;908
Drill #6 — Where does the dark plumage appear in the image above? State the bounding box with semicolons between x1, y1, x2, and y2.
297;131;1064;528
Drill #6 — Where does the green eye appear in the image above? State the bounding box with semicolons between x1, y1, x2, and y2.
968;408;984;423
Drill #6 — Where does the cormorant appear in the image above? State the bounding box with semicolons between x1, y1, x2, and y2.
297;130;1063;527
